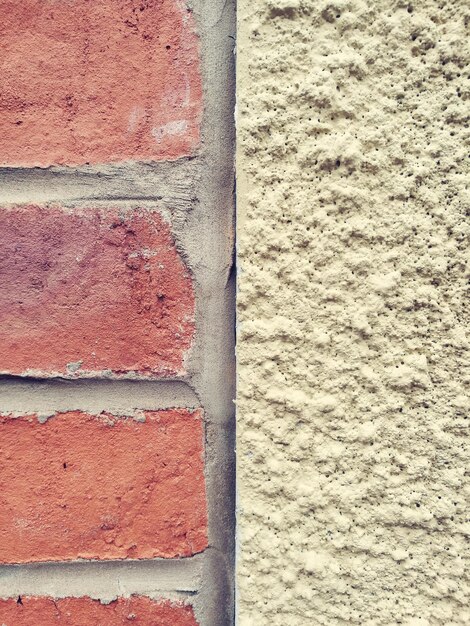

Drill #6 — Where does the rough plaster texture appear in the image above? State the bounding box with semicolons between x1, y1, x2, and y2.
0;0;202;166
237;0;469;624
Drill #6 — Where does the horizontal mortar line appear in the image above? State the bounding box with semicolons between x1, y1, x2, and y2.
0;158;202;205
0;554;204;600
0;378;200;414
0;192;197;207
72;195;166;201
64;196;199;205
0;156;200;177
0;193;197;202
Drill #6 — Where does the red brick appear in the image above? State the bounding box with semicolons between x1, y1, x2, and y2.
0;205;195;378
0;596;199;625
0;0;202;166
0;410;207;563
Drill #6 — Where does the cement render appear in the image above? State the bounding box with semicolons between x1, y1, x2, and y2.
237;1;469;624
0;0;235;623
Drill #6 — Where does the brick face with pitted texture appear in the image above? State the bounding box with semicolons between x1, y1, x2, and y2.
0;596;199;625
0;205;195;378
0;410;207;564
0;0;202;166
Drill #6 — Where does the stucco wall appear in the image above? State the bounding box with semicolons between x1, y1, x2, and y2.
237;1;469;624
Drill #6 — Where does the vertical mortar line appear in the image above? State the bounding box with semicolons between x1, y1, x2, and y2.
186;0;236;623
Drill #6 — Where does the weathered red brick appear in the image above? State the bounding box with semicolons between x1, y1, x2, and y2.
0;410;207;563
0;596;199;625
0;205;195;378
0;0;202;166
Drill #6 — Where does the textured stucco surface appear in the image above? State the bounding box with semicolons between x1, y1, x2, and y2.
237;1;469;624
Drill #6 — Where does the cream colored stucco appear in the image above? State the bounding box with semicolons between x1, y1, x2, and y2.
236;1;469;624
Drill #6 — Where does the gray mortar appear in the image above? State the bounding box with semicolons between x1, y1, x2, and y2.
0;557;202;601
186;0;236;623
0;160;199;209
0;0;235;623
0;379;199;414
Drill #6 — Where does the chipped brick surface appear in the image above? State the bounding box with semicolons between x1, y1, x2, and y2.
0;205;195;378
0;596;199;625
0;410;207;563
0;0;202;166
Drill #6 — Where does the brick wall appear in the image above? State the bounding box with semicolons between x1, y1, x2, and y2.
0;1;235;625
